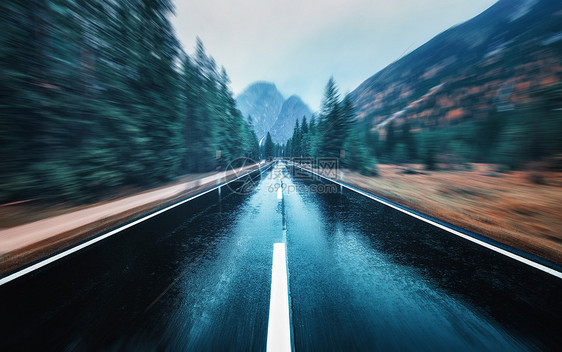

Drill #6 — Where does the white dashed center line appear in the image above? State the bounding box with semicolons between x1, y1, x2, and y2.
267;243;291;352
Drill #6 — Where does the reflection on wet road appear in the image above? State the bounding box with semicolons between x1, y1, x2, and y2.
1;162;561;351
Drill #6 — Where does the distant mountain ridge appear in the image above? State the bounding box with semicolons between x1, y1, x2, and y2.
269;95;311;143
236;82;311;143
236;82;284;141
349;0;562;133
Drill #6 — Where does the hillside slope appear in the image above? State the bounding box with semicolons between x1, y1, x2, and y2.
350;0;562;136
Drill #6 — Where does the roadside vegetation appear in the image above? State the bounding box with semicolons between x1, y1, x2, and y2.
284;79;562;179
285;78;562;264
0;0;259;204
284;78;377;175
336;164;562;264
367;83;562;173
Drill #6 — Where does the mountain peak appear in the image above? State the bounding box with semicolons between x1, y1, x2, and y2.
236;82;285;140
269;96;311;143
236;82;311;143
239;81;279;96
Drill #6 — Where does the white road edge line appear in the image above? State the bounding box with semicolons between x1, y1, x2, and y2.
0;166;270;286
267;243;292;352
292;163;562;279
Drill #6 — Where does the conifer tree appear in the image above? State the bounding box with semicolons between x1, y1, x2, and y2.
264;132;275;159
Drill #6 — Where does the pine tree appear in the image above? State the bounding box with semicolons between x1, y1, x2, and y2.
385;120;396;160
0;1;257;202
286;138;293;158
339;94;377;174
317;78;352;159
245;115;260;161
301;116;310;157
317;78;342;158
308;115;319;158
292;119;302;157
264;132;275;160
343;127;378;175
401;121;417;161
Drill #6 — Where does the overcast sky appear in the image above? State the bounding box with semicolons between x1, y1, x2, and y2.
172;0;497;111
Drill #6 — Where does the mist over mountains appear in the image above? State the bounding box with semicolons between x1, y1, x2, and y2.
236;82;311;144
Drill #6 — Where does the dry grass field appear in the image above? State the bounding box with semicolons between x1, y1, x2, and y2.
340;164;562;264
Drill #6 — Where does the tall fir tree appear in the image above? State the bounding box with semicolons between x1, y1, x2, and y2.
264;132;275;159
300;116;310;157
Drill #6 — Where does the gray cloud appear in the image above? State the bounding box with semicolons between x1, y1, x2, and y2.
172;0;496;111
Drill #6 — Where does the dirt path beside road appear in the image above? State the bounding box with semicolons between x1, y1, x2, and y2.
0;163;265;276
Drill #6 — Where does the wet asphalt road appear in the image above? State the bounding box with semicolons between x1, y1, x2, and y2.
0;162;561;351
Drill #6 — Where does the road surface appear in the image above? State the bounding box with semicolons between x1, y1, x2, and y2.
1;162;561;351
